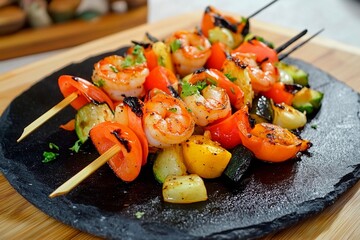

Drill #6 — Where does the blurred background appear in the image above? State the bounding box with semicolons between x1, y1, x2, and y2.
148;0;360;48
1;0;360;73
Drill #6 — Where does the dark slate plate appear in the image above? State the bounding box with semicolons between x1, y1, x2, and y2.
0;47;359;240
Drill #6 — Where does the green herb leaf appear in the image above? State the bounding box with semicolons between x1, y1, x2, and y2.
121;56;135;68
132;45;143;55
168;107;177;113
181;80;208;97
311;124;318;129
197;45;205;51
170;39;182;52
69;139;82;153
224;73;237;82
181;81;199;97
94;79;105;87
132;45;146;64
121;45;146;68
42;151;59;163
181;81;197;97
195;80;208;91
135;211;145;219
110;65;119;73
49;142;59;150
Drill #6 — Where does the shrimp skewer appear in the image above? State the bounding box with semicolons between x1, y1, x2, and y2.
143;89;195;148
180;69;232;127
92;46;149;101
166;30;211;77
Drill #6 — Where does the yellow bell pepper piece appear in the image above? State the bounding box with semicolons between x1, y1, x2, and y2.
181;135;232;179
152;41;175;73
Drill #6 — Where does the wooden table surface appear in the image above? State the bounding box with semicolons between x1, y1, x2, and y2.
1;11;360;240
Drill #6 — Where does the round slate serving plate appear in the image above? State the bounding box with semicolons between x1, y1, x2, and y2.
0;47;359;240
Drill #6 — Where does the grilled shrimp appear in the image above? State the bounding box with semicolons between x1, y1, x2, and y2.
166;30;211;77
180;70;232;127
92;48;149;101
143;89;195;148
231;52;279;92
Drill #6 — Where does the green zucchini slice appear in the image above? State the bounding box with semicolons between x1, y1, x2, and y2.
75;102;113;143
223;145;254;183
292;87;324;115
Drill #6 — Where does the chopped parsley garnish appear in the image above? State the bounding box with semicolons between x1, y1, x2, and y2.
69;139;82;153
49;142;59;150
135;211;145;219
110;65;119;73
170;39;182;52
42;142;60;163
94;79;105;87
121;56;134;68
121;45;146;68
311;124;318;129
168;107;177;113
197;45;205;51
42;151;59;163
224;73;237;82
180;81;207;97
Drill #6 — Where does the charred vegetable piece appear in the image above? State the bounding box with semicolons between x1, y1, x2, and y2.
182;135;232;179
153;144;187;183
162;174;208;204
208;26;241;49
272;102;307;130
223;145;254;183
278;69;294;84
292;87;324;115
152;41;174;73
276;62;309;86
221;55;254;107
250;95;273;124
89;122;142;182
75;102;113;143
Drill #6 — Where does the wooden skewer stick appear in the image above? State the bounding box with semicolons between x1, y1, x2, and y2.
278;28;325;61
17;92;78;142
275;29;308;54
49;144;121;198
247;0;278;19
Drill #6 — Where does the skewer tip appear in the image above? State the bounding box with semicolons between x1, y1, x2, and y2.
16;133;25;143
48;145;121;198
49;188;71;198
49;191;65;198
16;92;78;143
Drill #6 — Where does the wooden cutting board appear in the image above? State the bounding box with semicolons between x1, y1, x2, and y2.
0;11;360;239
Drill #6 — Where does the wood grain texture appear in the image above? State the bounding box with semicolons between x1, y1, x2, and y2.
0;11;359;239
0;5;148;60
